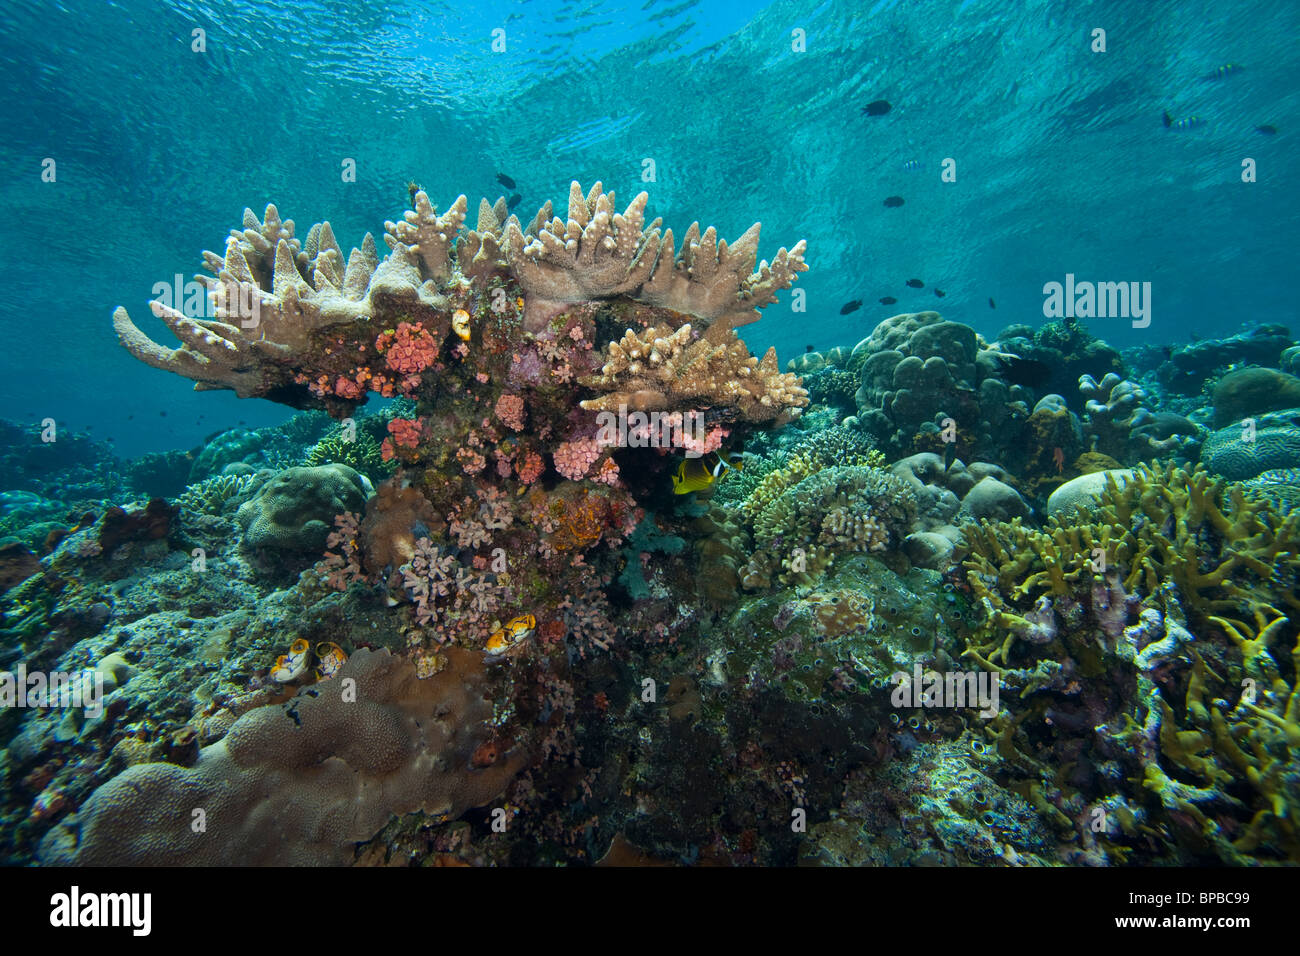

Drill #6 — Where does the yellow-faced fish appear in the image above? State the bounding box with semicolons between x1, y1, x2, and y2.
485;614;536;658
271;638;312;683
314;642;347;680
671;452;744;495
452;308;471;341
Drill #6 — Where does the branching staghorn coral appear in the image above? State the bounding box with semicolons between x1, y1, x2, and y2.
964;463;1300;642
579;322;808;424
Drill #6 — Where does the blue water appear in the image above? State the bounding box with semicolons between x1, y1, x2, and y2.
0;0;1296;456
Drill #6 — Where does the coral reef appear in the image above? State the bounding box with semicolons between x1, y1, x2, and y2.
8;170;1292;872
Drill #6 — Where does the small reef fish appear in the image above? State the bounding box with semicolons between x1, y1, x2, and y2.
805;344;815;352
934;288;946;298
507;193;522;210
496;172;517;189
905;278;924;288
988;297;997;309
839;299;863;314
901;160;922;171
1204;63;1242;80
486;614;537;658
863;99;892;116
407;180;422;205
1163;111;1205;130
672;451;743;495
271;638;312;683
879;296;897;305
883;195;905;207
314;642;347;680
1256;124;1278;135
452;308;471;341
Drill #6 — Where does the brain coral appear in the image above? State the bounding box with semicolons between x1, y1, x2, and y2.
1200;408;1300;481
236;463;371;553
38;648;526;865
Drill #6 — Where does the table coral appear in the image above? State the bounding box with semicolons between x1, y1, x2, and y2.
579;322;808;425
503;181;806;333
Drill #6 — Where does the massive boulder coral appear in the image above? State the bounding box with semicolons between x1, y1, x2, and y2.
235;464;371;555
848;312;1031;460
1211;367;1300;428
579;322;808;424
1076;373;1196;462
38;648;527;865
1201;408;1300;480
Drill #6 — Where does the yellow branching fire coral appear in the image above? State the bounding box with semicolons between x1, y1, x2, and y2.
959;462;1300;864
964;463;1300;632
